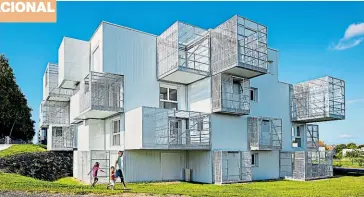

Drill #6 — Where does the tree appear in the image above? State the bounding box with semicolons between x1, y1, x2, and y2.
0;54;35;141
347;142;357;149
319;140;325;147
358;144;364;149
335;144;347;153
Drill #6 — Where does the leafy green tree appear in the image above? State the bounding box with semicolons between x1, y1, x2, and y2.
358;144;364;149
335;144;347;153
0;54;35;141
347;142;357;149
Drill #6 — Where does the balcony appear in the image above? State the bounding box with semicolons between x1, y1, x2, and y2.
212;73;250;115
248;117;282;150
291;76;345;123
280;151;333;181
75;72;124;120
43;63;73;101
211;15;268;79
125;106;210;150
51;125;74;151
40;100;70;128
157;22;210;84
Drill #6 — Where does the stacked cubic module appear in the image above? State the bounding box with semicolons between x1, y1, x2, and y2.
291;76;345;123
211;15;268;115
157;21;210;84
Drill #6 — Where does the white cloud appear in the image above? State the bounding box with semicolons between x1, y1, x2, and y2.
347;98;364;104
339;134;353;139
344;23;364;39
331;22;364;50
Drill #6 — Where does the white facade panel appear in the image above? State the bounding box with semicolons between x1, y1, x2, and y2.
88;119;105;150
251;150;280;180
187;150;212;183
210;114;248;151
77;123;90;151
90;24;103;73
102;23;159;112
125;107;143;149
124;150;186;182
188;77;212;113
69;92;80;123
58;37;90;88
250;49;293;152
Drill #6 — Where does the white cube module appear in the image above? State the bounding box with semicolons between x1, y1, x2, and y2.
58;37;90;89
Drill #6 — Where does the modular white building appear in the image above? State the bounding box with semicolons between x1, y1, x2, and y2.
39;15;345;184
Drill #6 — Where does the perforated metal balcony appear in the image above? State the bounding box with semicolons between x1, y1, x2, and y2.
43;63;73;102
211;15;268;79
126;106;210;150
157;22;210;84
212;73;250;115
75;71;124;120
40;100;70;128
248;117;282;150
291;76;345;123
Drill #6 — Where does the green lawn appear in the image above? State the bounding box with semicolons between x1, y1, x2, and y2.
0;172;364;196
0;144;46;158
334;159;362;168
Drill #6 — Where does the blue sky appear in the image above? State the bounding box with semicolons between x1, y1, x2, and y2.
0;2;363;145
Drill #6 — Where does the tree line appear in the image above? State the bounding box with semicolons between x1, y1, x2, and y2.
0;54;35;142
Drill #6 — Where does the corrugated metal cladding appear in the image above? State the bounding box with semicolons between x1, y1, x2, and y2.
123;150;212;183
102;23;160;112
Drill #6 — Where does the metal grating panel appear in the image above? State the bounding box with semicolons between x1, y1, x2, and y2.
212;73;250;115
248;117;282;150
52;125;74;150
291;76;345;123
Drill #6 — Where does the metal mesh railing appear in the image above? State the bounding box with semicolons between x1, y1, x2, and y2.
143;107;210;149
213;151;252;184
79;72;124;114
211;15;268;76
52;125;74;150
280;151;333;181
157;22;210;79
212;73;250;115
291;76;345;122
248;117;282;150
40;100;70;126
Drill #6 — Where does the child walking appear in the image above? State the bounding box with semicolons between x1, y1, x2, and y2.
106;166;116;190
87;162;105;187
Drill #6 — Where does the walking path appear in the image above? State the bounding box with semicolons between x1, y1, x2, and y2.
0;144;11;151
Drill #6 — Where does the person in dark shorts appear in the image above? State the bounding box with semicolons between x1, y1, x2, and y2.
114;151;128;190
87;162;105;187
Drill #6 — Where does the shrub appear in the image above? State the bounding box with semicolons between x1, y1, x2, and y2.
0;151;73;181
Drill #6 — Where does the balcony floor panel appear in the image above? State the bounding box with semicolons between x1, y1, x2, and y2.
222;65;267;79
77;109;121;120
159;69;208;84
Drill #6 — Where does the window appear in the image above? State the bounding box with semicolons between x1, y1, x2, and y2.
250;88;258;102
292;126;303;148
112;119;120;146
53;127;62;137
159;86;178;110
92;46;101;72
251;153;259;167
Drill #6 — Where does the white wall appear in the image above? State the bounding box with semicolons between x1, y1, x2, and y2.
249;49;293;152
102;22;159;112
88;119;105;150
125;107;143;150
251;150;280;180
124;150;186;182
58;37;90;87
69;91;80;123
90;24;103;72
188;77;212;113
187;150;212;183
77;122;90;151
47;125;52;150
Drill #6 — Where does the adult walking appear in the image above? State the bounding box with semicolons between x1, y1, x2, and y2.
114;151;128;190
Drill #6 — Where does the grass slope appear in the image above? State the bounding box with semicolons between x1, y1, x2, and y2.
0;172;364;196
0;144;46;158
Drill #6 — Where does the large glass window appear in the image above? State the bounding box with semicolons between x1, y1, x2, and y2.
159;86;178;110
112;119;120;146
